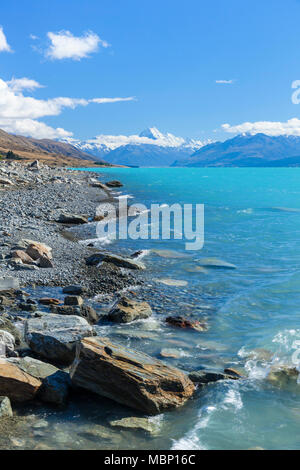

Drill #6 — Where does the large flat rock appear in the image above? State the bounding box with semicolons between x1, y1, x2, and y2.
86;253;146;270
70;337;195;415
25;314;95;365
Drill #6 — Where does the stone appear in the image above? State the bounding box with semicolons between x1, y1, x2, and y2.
106;297;152;323
11;250;35;265
105;180;123;188
70;337;195;415
22;240;52;260
86;252;146;270
0;318;21;345
64;296;83;307
223;368;244;378
39;298;62;306
58;213;88;225
0;396;13;418
109;417;157;435
90;181;108;190
25;314;95;365
40;370;71;406
53;305;99;325
166;316;208;332
0;359;41;402
62;285;86;295
38;256;54;268
0;331;15;356
160;348;181;359
0;178;13;185
188;369;241;385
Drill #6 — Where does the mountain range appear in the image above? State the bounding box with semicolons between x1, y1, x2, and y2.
173;133;300;167
69;127;208;166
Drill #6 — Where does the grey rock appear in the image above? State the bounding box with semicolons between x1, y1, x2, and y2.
188;369;241;385
0;396;13;418
53;305;99;325
25;314;95;365
86;252;146;270
58;213;88;225
64;295;83;307
62;285;86;295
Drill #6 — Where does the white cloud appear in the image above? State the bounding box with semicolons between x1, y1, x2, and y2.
222;118;300;136
7;77;44;93
0;118;73;139
215;79;234;84
0;26;12;52
0;76;135;139
46;30;109;60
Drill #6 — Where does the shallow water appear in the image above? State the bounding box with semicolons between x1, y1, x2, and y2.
13;167;300;450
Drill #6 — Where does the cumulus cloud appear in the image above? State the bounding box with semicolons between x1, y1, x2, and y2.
46;30;109;60
0;76;135;139
215;79;234;84
222;118;300;136
0;26;12;52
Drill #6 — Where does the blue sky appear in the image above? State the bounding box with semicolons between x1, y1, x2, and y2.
1;0;300;142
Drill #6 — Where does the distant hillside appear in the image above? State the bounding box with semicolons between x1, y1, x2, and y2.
0;129;109;167
172;133;300;167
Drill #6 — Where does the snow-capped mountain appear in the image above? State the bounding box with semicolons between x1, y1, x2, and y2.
63;127;210;166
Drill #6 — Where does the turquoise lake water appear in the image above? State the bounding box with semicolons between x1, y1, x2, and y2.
75;167;300;450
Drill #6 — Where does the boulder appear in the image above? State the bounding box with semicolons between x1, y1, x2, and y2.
70;337;195;415
62;285;86;295
53;305;99;325
0;331;15;357
58;213;88;225
11;250;35;265
0;318;21;345
0;396;13;418
91;182;108;190
105;180;123;188
223;368;244;378
188;369;241;385
166;316;208;332
64;296;83;307
86;252;145;270
107;297;152;323
38;256;54;268
21;240;52;261
25;314;95;365
0;359;41;402
6;357;70;406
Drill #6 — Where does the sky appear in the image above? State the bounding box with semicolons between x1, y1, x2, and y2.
1;0;300;143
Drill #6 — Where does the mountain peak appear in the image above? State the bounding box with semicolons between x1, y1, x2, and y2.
139;127;165;140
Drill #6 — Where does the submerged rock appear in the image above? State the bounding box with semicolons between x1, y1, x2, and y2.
70;337;195;415
109;417;158;435
197;258;237;269
86;252;146;270
188;369;241;385
106;297;152;323
0;396;13;418
267;365;299;390
25;314;95;365
0;359;41;402
62;285;86;295
166;316;208;332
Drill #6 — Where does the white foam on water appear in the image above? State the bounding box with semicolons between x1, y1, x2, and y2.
171;405;216;450
222;388;243;411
